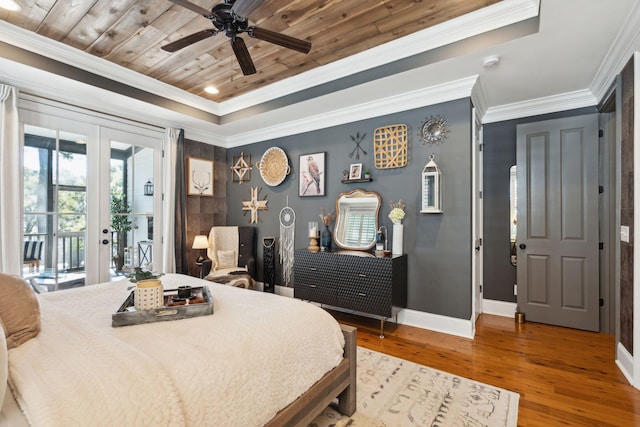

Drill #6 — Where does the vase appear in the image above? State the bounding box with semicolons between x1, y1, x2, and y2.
320;225;332;252
134;279;164;310
392;223;404;256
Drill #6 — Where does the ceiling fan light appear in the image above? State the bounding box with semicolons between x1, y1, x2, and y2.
0;0;21;11
204;86;219;94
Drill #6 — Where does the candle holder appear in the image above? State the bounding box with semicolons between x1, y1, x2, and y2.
308;221;320;253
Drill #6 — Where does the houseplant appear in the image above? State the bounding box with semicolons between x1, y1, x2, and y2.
110;195;132;271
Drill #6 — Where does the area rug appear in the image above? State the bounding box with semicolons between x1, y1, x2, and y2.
310;347;519;427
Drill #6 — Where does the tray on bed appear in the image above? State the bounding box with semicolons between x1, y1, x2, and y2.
112;286;213;327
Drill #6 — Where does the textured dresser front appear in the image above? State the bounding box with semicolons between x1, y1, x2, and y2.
293;250;407;319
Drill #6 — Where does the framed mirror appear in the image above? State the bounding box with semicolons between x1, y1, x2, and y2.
333;189;381;251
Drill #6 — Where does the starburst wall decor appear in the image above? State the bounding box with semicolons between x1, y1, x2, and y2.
242;187;268;224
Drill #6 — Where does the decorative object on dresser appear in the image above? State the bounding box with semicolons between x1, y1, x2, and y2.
389;200;406;256
421;152;443;213
187;157;214;196
262;236;276;293
231;152;252;184
308;221;320;253
419;115;449;144
299;152;325;196
294;250;407;338
279;200;296;287
241;186;268;223
257;146;290;186
373;124;408;169
319;207;335;252
333;189;381;252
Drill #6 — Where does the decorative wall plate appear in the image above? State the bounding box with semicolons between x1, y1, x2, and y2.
420;115;449;144
373;124;408;169
257;147;290;186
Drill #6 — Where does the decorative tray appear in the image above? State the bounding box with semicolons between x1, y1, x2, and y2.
257;146;290;186
112;286;213;327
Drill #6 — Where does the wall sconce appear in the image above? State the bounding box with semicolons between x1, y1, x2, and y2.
421;153;443;213
192;235;209;264
144;179;154;196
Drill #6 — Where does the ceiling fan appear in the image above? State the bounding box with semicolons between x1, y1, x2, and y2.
162;0;312;76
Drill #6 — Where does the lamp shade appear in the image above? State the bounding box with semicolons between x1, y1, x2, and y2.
192;235;209;250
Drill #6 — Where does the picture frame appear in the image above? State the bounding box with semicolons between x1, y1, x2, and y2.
349;163;363;180
187;157;214;196
299;152;326;197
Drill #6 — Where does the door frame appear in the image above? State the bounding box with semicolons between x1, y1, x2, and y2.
472;108;484;328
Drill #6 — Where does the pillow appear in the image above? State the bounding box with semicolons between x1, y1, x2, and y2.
0;274;40;349
0;318;7;407
217;250;236;269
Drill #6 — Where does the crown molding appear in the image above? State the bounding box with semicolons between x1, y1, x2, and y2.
589;0;640;103
0;0;538;119
225;76;479;147
482;89;596;123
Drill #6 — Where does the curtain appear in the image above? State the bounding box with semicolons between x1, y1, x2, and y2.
173;130;189;275
0;84;21;275
161;127;180;273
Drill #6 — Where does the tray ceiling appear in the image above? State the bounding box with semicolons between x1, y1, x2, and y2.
0;0;500;103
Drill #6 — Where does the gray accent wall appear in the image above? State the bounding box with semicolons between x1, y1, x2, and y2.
226;98;473;320
482;107;597;303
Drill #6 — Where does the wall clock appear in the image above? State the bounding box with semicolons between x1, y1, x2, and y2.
419;115;449;145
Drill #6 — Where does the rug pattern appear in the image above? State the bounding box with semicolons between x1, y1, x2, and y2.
311;348;519;427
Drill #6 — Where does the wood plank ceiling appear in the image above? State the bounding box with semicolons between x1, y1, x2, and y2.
0;0;500;102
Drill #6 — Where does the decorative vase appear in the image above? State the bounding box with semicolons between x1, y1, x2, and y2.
320;225;332;252
392;223;404;256
134;279;164;310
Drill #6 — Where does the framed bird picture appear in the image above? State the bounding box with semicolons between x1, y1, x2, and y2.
299;152;326;197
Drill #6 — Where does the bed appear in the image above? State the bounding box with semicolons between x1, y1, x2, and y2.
0;273;356;426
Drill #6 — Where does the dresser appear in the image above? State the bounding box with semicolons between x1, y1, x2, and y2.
293;250;407;337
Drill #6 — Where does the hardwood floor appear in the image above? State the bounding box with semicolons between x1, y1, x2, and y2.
330;311;640;426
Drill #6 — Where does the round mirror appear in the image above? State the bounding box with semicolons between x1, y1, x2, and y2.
333;189;381;251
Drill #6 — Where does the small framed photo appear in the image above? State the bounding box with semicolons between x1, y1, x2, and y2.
187;157;214;196
299;152;326;197
349;163;362;180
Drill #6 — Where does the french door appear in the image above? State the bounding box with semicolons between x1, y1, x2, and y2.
21;108;163;290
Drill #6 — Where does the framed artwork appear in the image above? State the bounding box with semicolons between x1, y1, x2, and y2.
299;152;326;197
349;163;362;180
187;157;214;196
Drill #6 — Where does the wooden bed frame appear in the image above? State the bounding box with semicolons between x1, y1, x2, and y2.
266;324;357;426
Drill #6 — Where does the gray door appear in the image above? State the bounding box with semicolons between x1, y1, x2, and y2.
516;114;599;331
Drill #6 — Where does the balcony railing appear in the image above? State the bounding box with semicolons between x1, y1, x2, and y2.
25;231;85;273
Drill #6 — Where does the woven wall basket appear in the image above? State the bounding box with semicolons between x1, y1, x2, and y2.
257;147;290;186
373;124;408;169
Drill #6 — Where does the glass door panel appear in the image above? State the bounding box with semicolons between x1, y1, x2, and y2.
23;124;88;292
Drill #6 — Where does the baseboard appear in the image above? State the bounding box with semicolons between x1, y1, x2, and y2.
399;308;475;339
482;299;517;318
616;342;634;386
274;284;294;298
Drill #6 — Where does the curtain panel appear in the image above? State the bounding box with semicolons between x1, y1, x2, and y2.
0;84;21;275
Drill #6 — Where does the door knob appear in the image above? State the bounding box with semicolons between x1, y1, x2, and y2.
519;243;526;250
102;229;109;234
102;239;110;245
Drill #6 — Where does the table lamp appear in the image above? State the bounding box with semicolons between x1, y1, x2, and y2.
192;235;209;264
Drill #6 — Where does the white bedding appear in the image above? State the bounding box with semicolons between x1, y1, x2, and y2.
7;274;345;426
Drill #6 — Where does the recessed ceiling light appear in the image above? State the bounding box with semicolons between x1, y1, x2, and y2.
482;55;500;68
204;86;219;95
0;0;21;11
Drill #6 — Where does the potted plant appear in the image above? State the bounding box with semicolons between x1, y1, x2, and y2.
364;168;371;179
110;195;132;271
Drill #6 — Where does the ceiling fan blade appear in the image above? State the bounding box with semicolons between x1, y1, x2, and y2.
161;30;216;52
230;0;265;18
168;0;213;17
231;37;257;75
249;27;311;54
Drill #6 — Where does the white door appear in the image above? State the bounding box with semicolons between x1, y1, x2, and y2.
21;111;163;289
473;113;484;323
